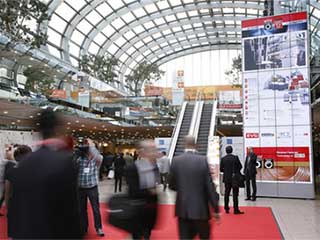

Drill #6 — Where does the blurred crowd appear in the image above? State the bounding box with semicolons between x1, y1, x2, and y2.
0;109;222;240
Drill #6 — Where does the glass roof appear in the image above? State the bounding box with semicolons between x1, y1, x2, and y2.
38;0;320;81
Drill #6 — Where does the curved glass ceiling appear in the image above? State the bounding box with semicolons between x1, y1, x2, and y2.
39;0;320;80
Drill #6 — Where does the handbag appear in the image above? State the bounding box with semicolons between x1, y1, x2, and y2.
232;157;245;188
107;169;115;179
107;194;147;232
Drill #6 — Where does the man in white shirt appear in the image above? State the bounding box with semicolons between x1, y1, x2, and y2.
157;151;170;191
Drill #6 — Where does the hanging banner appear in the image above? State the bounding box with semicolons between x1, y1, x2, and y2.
242;12;314;198
172;70;185;106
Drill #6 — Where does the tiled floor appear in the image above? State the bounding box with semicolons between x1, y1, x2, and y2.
99;179;320;240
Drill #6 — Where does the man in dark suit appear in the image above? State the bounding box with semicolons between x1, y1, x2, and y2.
9;109;82;239
220;146;244;215
244;147;257;201
169;136;220;240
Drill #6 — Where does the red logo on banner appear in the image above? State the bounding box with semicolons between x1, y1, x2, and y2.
274;19;283;29
246;133;259;138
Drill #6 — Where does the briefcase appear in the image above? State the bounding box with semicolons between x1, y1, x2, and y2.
108;194;146;232
232;173;245;188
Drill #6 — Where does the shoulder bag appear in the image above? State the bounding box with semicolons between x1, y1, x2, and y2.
232;157;245;188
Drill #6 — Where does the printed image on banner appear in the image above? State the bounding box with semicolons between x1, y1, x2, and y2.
242;12;312;183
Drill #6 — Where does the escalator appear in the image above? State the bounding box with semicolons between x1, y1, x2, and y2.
197;103;214;156
172;103;195;158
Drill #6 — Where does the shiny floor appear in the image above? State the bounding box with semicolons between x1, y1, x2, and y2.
99;179;320;240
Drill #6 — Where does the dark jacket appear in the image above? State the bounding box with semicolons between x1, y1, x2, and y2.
244;152;257;178
10;146;82;239
114;155;126;177
125;163;158;232
220;154;242;184
169;152;219;220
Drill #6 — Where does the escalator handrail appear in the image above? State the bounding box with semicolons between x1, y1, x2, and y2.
209;100;218;138
168;101;188;162
193;101;204;142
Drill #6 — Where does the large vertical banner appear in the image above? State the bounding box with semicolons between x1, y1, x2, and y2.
242;12;314;198
172;70;185;106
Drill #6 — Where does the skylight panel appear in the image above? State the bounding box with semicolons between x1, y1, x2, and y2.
64;0;86;11
150;45;159;52
172;26;182;33
144;21;155;29
108;43;119;55
165;15;176;22
183;24;193;30
70;56;78;66
47;45;61;58
160;42;168;47
176;12;187;19
96;2;113;17
247;9;258;15
154;18;166;26
49;14;67;33
313;8;320;18
77;19;93;35
69;42;80;56
111;0;124;10
55;3;76;21
124;30;135;39
157;0;170;10
94;33;107;45
112;18;126;29
188;10;198;17
134;41;144;49
152;32;162;39
122;12;136;23
223;8;234;14
133;25;144;34
143;49;151;56
145;4;158;14
162;29;172;35
86;11;103;25
47;28;62;44
169;0;182;7
114;36;127;47
225;20;235;25
127;47;136;55
89;42;100;54
136;55;144;62
144;36;153;43
119;53;129;62
71;30;85;45
235;8;246;14
133;8;147;18
102;25;116;37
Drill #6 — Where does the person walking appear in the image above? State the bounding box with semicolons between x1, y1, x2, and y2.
124;152;134;166
169;136;220;240
0;144;14;216
157;151;170;191
125;140;159;240
5;145;32;237
220;146;244;215
77;139;105;237
114;153;126;193
244;147;257;201
8;109;82;239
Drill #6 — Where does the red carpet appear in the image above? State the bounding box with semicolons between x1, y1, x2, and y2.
1;205;282;239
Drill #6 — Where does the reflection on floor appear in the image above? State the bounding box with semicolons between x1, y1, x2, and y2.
99;178;320;240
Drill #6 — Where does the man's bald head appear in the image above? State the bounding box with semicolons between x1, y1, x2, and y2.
184;135;197;149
